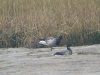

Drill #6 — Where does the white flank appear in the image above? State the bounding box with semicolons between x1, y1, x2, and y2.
39;41;47;45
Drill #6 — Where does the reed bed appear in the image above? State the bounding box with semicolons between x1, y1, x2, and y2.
0;0;100;48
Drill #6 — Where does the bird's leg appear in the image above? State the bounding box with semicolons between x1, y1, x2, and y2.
50;47;54;51
51;47;52;51
68;49;72;55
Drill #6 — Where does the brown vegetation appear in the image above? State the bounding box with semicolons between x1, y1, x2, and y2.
0;0;100;48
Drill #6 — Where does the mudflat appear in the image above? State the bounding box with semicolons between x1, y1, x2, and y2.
0;44;100;75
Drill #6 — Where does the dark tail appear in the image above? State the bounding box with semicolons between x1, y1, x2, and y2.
56;35;62;45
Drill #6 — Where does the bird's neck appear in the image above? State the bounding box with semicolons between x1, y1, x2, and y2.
67;47;71;50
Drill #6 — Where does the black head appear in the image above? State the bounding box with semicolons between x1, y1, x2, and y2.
66;44;72;47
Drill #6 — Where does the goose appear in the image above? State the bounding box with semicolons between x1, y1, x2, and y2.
54;44;72;55
37;35;63;51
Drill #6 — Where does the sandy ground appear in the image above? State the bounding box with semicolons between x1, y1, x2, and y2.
0;44;100;75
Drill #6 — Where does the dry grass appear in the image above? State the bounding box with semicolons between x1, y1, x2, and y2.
0;0;100;48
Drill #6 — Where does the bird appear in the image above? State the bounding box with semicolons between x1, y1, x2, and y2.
54;44;72;55
37;35;63;51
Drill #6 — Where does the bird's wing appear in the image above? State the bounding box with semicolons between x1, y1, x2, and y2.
46;38;56;45
46;37;55;40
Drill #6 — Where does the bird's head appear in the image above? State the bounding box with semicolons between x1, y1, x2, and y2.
66;44;72;48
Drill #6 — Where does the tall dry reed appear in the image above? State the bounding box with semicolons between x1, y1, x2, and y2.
0;0;100;47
